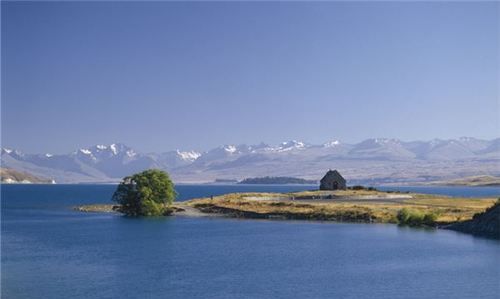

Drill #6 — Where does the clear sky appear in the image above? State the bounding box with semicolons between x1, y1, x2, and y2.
1;1;498;154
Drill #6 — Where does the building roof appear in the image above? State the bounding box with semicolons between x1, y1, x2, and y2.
320;169;345;182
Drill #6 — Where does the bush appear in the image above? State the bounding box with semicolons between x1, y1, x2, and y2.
112;169;176;216
347;186;377;191
422;212;438;225
397;208;438;227
397;208;412;224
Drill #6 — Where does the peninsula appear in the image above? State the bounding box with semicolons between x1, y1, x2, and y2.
76;188;499;238
0;167;55;184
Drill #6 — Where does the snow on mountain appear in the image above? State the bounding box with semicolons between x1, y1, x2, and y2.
1;143;161;181
79;149;93;155
476;138;500;158
455;137;491;153
323;140;340;148
1;138;499;183
404;138;477;160
155;149;202;169
176;150;201;161
109;144;118;155
1;148;24;159
349;138;415;160
126;150;136;158
224;145;237;153
266;140;308;152
89;143;130;158
194;145;242;163
248;142;272;152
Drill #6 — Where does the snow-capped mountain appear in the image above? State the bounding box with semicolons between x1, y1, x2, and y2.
475;138;500;158
349;138;416;160
270;140;308;152
323;140;341;148
1;138;498;184
75;143;138;161
176;150;201;162
155;150;202;169
403;138;493;160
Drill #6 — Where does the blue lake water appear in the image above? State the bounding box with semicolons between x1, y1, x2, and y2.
2;184;500;298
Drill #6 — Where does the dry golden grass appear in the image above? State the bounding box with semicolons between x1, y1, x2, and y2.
186;190;497;224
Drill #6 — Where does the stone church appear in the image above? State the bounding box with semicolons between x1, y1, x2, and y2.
319;170;346;190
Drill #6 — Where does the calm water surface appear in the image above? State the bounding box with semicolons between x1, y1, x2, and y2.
2;184;500;298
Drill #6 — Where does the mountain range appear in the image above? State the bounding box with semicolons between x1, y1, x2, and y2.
1;137;499;184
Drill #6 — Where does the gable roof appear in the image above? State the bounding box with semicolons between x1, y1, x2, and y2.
320;169;345;183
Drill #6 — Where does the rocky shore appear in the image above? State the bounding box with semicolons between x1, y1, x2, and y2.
444;200;500;239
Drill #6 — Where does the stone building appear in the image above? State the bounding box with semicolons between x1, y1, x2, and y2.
319;170;346;190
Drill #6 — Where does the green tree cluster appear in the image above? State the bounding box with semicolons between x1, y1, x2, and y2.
112;169;176;216
397;208;438;227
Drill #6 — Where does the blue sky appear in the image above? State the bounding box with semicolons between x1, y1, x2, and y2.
1;1;498;154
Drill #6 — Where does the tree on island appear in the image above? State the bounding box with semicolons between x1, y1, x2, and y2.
112;169;176;216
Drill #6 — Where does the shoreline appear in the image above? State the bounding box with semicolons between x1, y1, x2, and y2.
75;202;224;218
75;189;499;238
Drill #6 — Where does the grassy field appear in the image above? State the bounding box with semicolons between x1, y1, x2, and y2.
186;190;497;226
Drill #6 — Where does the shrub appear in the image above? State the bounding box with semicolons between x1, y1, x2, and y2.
351;185;365;190
397;208;412;224
422;212;438;225
397;208;438;227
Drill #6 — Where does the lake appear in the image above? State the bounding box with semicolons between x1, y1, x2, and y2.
2;184;500;298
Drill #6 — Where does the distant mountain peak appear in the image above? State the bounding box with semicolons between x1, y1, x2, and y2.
373;138;400;144
176;150;201;161
109;143;119;155
458;136;481;142
323;140;341;148
223;145;237;153
271;140;307;152
79;149;92;155
1;148;23;157
125;149;136;158
282;140;305;146
79;143;132;156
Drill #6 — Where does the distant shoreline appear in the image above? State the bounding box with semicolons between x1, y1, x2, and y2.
420;175;500;187
237;176;317;185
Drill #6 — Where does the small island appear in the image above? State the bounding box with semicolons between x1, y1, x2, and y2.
238;176;317;185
